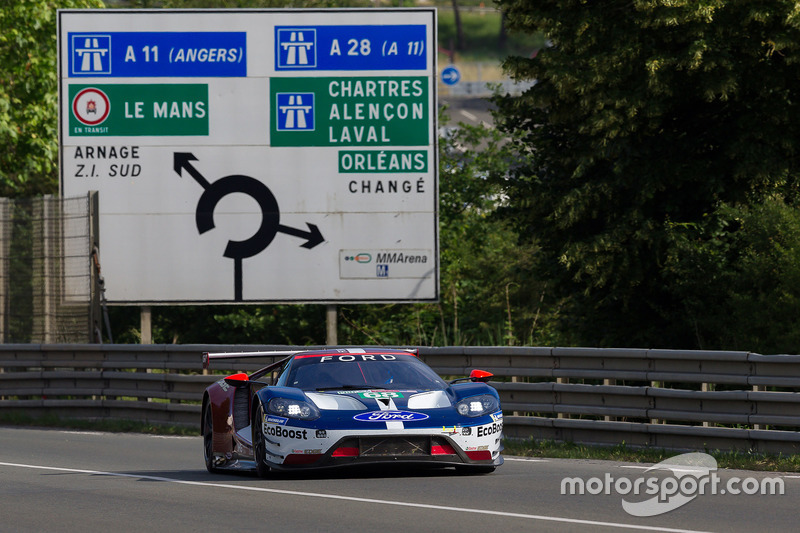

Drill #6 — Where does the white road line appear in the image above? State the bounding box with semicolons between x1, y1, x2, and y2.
0;461;710;533
622;465;800;477
620;465;708;474
503;457;549;463
459;110;478;122
58;430;194;439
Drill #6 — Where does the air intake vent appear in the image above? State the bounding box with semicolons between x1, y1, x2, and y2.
233;387;249;428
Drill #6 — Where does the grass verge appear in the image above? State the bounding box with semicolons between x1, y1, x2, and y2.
504;437;800;473
0;411;197;437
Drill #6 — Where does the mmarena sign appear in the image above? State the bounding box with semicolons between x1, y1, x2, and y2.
58;9;438;304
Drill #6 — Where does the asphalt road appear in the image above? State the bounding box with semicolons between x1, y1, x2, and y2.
0;426;796;532
439;95;495;129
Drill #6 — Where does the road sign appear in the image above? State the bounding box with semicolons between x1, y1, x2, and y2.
441;65;461;86
58;9;438;304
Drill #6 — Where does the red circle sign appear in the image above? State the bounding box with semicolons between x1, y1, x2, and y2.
72;88;110;126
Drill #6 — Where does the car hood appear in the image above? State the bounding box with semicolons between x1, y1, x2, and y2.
306;389;451;411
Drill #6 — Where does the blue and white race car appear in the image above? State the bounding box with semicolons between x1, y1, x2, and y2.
202;348;503;476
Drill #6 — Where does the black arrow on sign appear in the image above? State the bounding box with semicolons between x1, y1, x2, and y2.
173;152;210;189
174;152;325;249
278;223;325;249
173;152;325;300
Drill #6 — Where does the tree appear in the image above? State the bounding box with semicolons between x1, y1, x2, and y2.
336;111;548;347
664;198;800;353
451;0;465;51
492;0;800;348
0;0;105;197
158;0;373;7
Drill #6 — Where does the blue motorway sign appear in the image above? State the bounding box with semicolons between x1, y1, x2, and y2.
441;65;461;86
275;25;427;71
68;32;246;77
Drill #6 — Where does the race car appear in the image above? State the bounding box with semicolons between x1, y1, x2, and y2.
201;348;503;476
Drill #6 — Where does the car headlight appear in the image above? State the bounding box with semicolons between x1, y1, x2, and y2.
456;394;499;418
268;397;320;421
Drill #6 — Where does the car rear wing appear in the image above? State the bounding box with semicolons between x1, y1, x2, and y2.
202;350;300;370
202;347;419;369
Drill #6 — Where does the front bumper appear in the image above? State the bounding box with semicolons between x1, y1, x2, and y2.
264;432;503;471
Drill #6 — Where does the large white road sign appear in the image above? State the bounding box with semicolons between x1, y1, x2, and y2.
58;9;438;304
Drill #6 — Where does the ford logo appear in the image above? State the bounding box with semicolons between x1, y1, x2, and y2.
353;410;429;422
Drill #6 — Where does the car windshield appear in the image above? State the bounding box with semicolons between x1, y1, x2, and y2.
284;353;447;392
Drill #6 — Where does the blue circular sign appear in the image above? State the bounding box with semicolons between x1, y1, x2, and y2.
441;65;461;86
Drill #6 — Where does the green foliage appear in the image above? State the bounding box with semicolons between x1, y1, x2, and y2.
493;0;800;349
664;198;800;352
156;0;373;7
437;8;545;61
6;202;35;341
110;304;326;344
0;0;105;198
437;116;549;345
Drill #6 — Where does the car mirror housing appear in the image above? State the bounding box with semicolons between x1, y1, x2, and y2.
224;373;250;388
469;369;493;383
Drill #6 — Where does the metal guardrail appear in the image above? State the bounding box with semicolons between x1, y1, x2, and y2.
438;79;535;97
1;345;799;454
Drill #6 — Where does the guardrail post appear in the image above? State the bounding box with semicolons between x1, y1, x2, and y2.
702;382;714;427
326;304;338;345
557;376;568;418
604;378;616;421
138;307;152;402
650;380;661;424
753;384;766;430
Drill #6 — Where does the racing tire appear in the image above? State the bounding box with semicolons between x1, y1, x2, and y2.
202;403;217;474
455;464;496;475
252;402;271;478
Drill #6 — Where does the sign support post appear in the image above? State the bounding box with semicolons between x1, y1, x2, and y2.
326;304;338;346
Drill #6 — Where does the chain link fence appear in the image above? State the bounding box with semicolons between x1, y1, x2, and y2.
0;193;99;343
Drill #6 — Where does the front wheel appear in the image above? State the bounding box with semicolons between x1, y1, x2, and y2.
252;402;271;478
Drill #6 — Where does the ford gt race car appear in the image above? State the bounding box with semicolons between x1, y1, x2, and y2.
201;348;503;476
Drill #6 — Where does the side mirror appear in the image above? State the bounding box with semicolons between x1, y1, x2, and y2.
469;369;493;383
224;373;250;388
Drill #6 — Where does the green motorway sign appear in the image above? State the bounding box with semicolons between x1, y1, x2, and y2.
68;84;209;136
270;76;429;147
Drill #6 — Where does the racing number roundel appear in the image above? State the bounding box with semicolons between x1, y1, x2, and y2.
72;87;110;126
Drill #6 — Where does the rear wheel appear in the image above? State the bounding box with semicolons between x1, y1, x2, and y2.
252;402;271;478
202;403;217;473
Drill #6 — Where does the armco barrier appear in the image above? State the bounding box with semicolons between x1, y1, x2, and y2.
1;344;799;454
